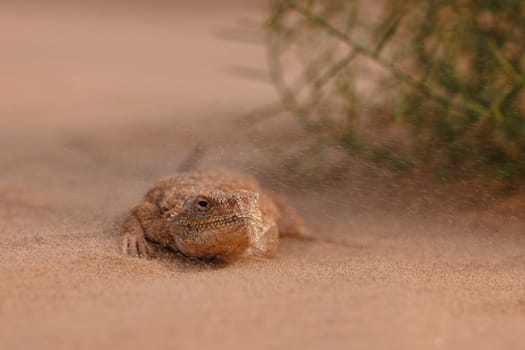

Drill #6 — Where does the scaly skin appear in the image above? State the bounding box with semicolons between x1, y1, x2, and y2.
121;170;305;262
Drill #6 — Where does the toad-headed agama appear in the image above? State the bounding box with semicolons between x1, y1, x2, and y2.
121;170;307;262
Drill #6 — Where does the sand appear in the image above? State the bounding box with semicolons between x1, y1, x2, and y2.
1;2;524;349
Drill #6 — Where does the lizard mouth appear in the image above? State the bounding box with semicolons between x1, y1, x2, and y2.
176;212;261;231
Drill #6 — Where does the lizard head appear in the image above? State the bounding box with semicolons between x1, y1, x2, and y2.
170;190;263;261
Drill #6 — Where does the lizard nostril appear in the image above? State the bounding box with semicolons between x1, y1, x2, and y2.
228;198;237;206
242;198;250;205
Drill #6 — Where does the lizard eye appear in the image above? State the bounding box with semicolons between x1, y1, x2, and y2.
195;197;210;210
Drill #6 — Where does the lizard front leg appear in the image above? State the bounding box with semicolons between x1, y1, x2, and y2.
121;202;163;258
245;220;279;258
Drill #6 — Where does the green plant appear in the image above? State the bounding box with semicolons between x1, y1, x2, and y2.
257;0;525;181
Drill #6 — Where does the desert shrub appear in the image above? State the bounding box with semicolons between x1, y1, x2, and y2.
260;0;525;181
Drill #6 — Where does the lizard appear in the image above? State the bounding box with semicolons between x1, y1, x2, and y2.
121;169;307;262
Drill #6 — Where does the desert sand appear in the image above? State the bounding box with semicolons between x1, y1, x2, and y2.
1;2;524;349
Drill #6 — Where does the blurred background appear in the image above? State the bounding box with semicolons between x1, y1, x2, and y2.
1;1;525;350
3;0;525;195
1;0;272;170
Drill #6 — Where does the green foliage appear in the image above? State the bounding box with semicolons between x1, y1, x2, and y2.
263;0;525;180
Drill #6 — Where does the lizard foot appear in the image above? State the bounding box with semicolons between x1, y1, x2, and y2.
122;234;151;258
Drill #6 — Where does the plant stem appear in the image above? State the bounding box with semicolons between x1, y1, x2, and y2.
290;3;490;118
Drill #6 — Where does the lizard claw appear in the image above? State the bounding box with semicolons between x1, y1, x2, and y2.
122;234;150;258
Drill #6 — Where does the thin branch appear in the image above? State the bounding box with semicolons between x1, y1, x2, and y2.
488;40;524;84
